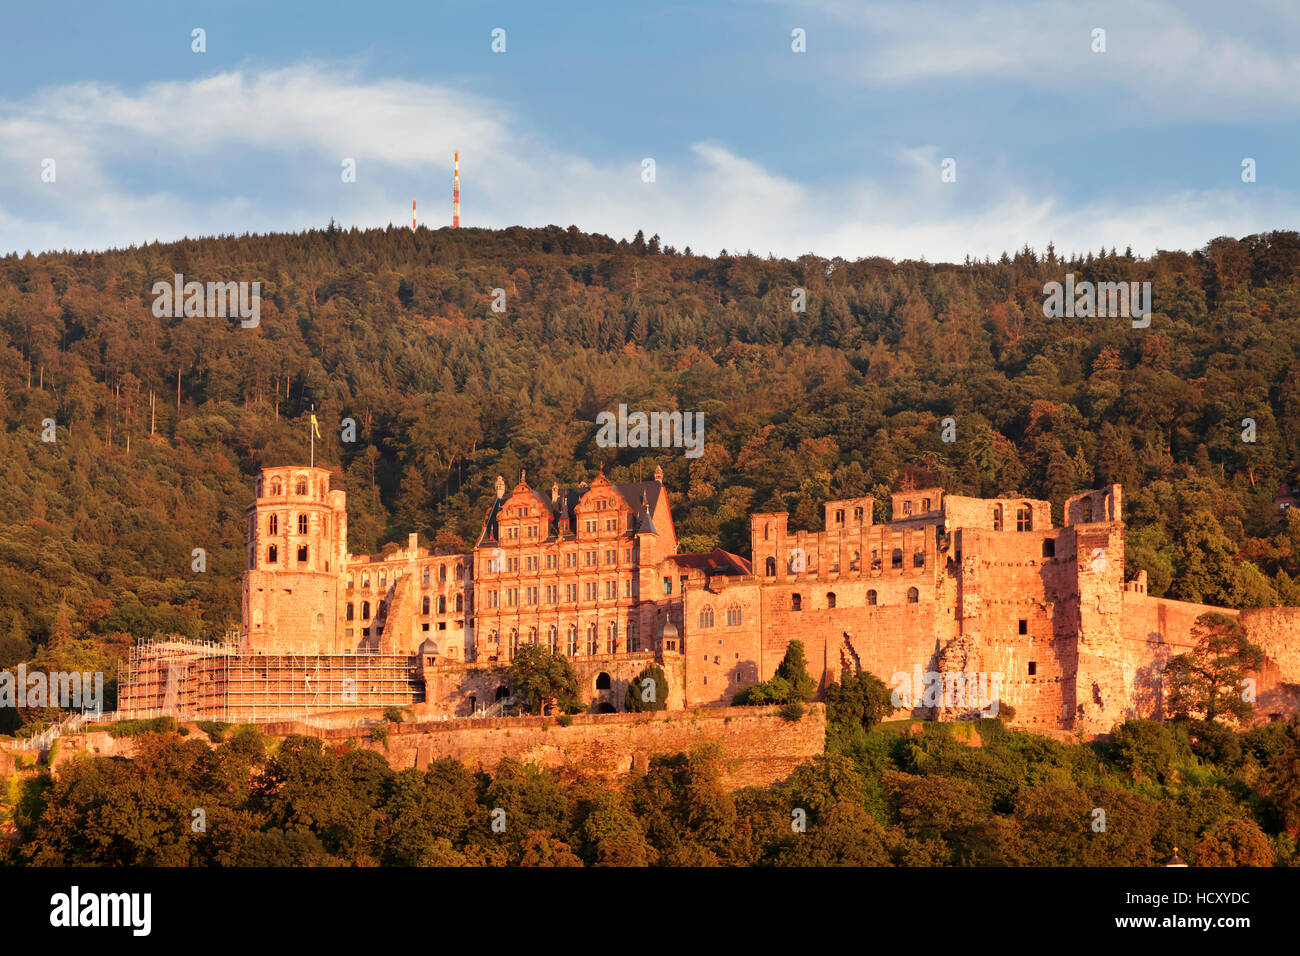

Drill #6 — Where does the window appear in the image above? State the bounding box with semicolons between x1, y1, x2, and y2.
565;553;577;568
421;566;430;584
566;625;579;656
827;592;837;609
585;582;598;601
727;605;742;626
628;622;640;652
346;603;354;621
362;573;370;589
346;575;354;589
663;577;672;595
791;594;802;611
606;621;617;654
596;671;612;691
892;549;903;569
438;595;447;614
506;588;518;607
546;554;557;570
1017;505;1032;532
439;564;447;582
297;545;308;563
604;581;617;600
993;505;1003;531
1028;661;1037;676
268;514;278;535
295;479;307;495
487;591;498;609
525;587;537;605
867;589;877;606
362;601;371;619
835;509;845;524
267;545;278;563
509;629;519;655
455;565;464;581
903;500;913;516
586;623;598;656
270;479;282;495
854;507;863;522
913;551;925;568
421;597;430;615
605;549;616;564
298;514;308;534
1018;619;1028;635
1042;539;1055;558
454;594;463;612
547;626;558;653
700;606;715;628
546;585;558;603
921;498;931;513
508;556;519;572
565;583;577;602
906;587;919;604
765;557;776;577
764;523;771;541
378;571;387;588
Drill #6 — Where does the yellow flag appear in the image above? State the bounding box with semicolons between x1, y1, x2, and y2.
310;414;321;438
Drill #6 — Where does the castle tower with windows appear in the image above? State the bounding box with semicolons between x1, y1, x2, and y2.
242;465;348;653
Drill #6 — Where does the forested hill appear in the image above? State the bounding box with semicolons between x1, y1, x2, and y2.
2;224;1300;696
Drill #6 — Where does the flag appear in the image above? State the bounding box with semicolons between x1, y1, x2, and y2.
310;413;321;438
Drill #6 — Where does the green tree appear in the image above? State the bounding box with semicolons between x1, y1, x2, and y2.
506;643;582;715
1164;613;1266;724
624;663;668;712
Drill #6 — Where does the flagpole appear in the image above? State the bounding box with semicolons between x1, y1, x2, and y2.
310;403;315;468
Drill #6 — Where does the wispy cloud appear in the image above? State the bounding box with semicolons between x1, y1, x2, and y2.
0;63;1294;261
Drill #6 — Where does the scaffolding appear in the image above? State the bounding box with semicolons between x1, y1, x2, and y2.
118;637;423;723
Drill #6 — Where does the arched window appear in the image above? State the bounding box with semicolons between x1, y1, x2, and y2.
509;629;519;655
421;597;430;615
421;566;430;584
346;603;354;621
437;595;446;614
586;623;598;656
295;478;308;495
867;589;877;606
1080;498;1094;522
297;514;308;534
268;514;278;535
297;545;308;563
362;573;370;589
764;523;771;541
362;601;371;619
827;592;837;608
547;625;558;653
528;626;538;646
566;625;579;657
913;551;925;568
596;672;612;690
455;564;464;582
378;571;387;588
906;587;919;604
1017;505;1033;532
700;606;715;628
267;544;278;563
791;594;802;611
439;564;447;582
993;505;1003;531
850;550;860;570
454;594;463;613
765;556;777;576
606;621;617;654
270;479;282;496
891;548;903;569
346;575;354;589
1042;539;1056;558
726;605;742;626
488;629;499;645
628;621;639;652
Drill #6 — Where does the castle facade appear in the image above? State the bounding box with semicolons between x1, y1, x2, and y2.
122;464;1300;732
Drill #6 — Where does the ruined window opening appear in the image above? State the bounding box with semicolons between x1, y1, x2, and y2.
1017;505;1032;532
1028;662;1037;675
596;672;612;690
297;545;308;563
1019;619;1028;634
765;557;777;577
791;594;803;611
1042;539;1055;558
906;587;919;604
892;549;903;569
267;545;278;563
827;592;837;608
993;505;1003;531
867;589;878;605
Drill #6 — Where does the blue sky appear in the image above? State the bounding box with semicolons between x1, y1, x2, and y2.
1;0;1298;261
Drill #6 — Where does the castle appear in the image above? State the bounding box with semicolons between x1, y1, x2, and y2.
118;464;1300;733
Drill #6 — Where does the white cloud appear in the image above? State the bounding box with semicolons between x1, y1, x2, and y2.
0;63;1294;262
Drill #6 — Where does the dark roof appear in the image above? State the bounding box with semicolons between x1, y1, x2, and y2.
670;548;752;576
479;478;667;543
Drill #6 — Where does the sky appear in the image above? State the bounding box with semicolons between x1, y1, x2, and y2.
1;0;1298;262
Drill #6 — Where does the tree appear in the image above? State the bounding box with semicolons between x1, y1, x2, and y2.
1164;613;1266;724
506;643;581;715
824;668;892;749
1194;818;1273;866
624;663;668;712
735;640;816;705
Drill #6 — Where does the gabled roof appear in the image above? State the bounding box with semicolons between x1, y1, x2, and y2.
670;548;752;576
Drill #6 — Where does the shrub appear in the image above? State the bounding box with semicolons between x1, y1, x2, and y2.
108;717;175;738
557;715;574;727
196;720;230;742
383;706;406;724
780;702;806;722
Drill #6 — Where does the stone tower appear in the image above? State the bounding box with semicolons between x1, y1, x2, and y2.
242;465;348;653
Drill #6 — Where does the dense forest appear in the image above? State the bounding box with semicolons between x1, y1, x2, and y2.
2;224;1300;734
6;704;1299;866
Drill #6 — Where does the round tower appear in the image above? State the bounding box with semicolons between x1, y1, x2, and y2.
242;465;346;653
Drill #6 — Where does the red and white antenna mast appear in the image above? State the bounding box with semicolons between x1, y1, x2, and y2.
412;198;417;231
453;152;461;228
